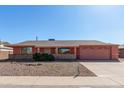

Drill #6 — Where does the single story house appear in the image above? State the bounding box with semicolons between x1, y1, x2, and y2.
8;40;119;60
119;45;124;58
0;44;13;60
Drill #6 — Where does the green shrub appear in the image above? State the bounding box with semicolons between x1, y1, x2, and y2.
33;53;42;61
33;53;55;61
48;54;55;61
40;53;55;61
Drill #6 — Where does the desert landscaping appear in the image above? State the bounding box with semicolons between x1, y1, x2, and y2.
0;62;96;77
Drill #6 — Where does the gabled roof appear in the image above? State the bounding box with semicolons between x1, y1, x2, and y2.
9;40;117;47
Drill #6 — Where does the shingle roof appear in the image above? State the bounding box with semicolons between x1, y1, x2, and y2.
9;40;116;47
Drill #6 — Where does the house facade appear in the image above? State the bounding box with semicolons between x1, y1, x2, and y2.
8;40;119;60
0;44;13;60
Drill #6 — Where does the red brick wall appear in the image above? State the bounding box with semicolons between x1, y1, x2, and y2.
79;45;118;60
79;45;110;60
13;47;21;54
111;46;119;60
39;48;55;54
11;45;118;60
70;47;74;54
51;48;56;54
32;47;36;54
39;48;44;53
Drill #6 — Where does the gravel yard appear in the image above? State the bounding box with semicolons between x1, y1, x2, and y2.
0;62;96;76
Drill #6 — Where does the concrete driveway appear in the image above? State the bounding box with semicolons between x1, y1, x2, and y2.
80;59;124;87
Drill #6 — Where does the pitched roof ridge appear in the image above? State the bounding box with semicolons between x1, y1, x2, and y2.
20;40;105;42
9;40;116;47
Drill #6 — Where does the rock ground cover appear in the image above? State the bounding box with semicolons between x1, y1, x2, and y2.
0;62;96;76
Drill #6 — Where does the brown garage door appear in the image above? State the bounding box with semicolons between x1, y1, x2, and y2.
79;46;111;60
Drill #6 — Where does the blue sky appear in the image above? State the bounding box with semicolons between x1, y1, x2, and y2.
0;5;124;44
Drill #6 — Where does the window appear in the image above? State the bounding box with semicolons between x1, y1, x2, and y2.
21;47;32;54
58;48;70;54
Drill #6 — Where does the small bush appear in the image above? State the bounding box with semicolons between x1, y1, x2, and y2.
33;53;55;61
33;53;42;61
40;53;55;61
48;54;55;61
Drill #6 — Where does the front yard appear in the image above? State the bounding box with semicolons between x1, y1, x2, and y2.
0;62;96;77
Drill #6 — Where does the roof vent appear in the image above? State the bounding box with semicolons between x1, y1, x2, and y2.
48;39;55;41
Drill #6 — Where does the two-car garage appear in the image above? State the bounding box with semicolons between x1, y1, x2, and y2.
79;45;113;60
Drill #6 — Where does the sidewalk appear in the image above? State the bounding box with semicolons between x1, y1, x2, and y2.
0;76;122;88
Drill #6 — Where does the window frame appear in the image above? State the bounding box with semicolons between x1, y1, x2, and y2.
21;47;32;54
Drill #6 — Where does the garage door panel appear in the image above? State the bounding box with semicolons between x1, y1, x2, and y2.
79;47;110;60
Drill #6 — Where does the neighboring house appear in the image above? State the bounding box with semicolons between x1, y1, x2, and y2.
119;45;124;58
0;44;13;60
8;40;119;60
